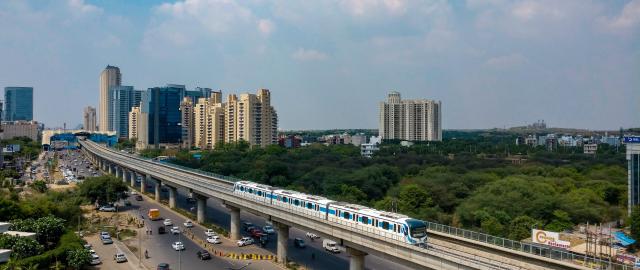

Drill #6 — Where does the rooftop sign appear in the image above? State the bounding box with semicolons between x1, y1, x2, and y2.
624;137;640;144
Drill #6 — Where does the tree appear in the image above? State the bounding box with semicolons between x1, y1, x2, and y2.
398;184;432;213
77;176;127;204
545;210;574;232
508;215;539;241
10;236;43;259
66;248;91;270
30;180;48;193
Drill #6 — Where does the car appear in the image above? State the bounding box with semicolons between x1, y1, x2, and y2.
294;238;306;248
237;237;254;247
163;219;173;226
206;235;221;244
99;206;116;212
100;231;111;238
170;226;180;234
306;232;320;239
172;241;185;251
245;226;257;233
101;237;113;244
183;220;193;228
196;250;211;260
158;226;166;234
130;191;137;195
135;195;143;201
262;225;275;235
204;229;217;237
250;228;265;238
83;243;92;250
89;254;101;265
242;222;254;231
157;263;170;270
114;252;127;263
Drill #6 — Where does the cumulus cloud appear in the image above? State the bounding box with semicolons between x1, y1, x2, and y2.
340;0;407;16
67;0;101;14
602;0;640;33
291;48;328;61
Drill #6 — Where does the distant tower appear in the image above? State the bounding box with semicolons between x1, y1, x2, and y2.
83;106;97;131
99;65;122;132
4;87;33;121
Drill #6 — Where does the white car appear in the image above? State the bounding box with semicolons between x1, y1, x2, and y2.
183;220;193;228
237;237;254;247
172;241;185;251
89;254;101;265
306;232;320;239
114;252;127;263
163;219;173;226
170;226;180;234
204;229;217;237
206;235;221;244
99;206;116;212
262;226;275;235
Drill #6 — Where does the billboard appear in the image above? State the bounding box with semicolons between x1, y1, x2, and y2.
624;136;640;143
532;229;571;249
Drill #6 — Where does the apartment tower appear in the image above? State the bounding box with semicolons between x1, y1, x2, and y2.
379;91;442;141
224;89;277;147
194;92;225;149
180;97;195;149
83;106;97;131
128;106;141;140
99;65;122;131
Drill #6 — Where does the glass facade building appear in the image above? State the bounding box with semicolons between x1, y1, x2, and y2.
4;87;33;121
629;143;640;215
108;86;142;138
141;85;185;147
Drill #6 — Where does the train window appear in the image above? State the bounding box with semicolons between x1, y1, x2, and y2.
248;188;253;194
257;191;262;196
316;205;319;211
294;199;300;206
282;197;288;203
240;186;245;192
343;211;350;219
306;202;313;209
382;221;389;230
361;216;368;224
393;224;397;233
374;220;378;227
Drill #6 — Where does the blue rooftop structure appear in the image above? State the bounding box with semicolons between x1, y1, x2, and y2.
613;231;636;246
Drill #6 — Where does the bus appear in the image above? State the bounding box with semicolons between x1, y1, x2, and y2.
148;209;160;220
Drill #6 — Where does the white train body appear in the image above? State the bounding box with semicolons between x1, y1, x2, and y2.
233;181;427;245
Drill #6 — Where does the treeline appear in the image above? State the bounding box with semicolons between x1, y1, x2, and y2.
166;136;626;240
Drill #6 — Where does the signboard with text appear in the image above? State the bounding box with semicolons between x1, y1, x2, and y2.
532;229;571;249
624;137;640;143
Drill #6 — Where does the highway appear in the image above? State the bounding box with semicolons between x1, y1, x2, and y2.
81;139;592;270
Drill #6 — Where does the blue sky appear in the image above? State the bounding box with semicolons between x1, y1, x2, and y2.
0;0;638;130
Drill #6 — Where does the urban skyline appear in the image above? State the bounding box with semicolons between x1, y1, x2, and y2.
0;1;637;130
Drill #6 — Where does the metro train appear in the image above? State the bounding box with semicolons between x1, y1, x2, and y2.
233;181;428;245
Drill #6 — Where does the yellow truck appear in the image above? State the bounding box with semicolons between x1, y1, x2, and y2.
148;209;160;221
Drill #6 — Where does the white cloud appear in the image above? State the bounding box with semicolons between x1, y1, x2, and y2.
485;53;528;68
602;0;640;33
340;0;407;17
291;48;328;61
67;0;101;14
258;19;275;36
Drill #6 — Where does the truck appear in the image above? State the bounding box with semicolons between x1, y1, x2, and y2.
323;239;340;253
148;209;160;220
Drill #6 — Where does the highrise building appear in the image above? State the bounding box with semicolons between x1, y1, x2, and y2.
4;87;33;121
83;106;97;131
180;97;195;149
225;89;277;147
109;86;142;138
99;65;122;132
379;91;442;141
194;96;225;149
627;137;640;216
128;106;140;140
186;87;213;103
137;85;184;149
0;99;4;121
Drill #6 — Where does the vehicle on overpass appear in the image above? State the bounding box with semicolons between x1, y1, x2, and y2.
234;181;428;245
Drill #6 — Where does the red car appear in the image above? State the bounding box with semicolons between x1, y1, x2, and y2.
250;228;265;238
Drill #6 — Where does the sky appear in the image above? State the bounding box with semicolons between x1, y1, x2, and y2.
0;0;638;130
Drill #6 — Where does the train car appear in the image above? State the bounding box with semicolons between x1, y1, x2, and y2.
233;181;275;204
327;202;369;228
272;189;333;220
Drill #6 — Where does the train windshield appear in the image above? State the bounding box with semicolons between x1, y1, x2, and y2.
407;219;427;238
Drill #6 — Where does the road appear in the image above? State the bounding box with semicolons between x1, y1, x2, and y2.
128;192;280;270
140;178;412;270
